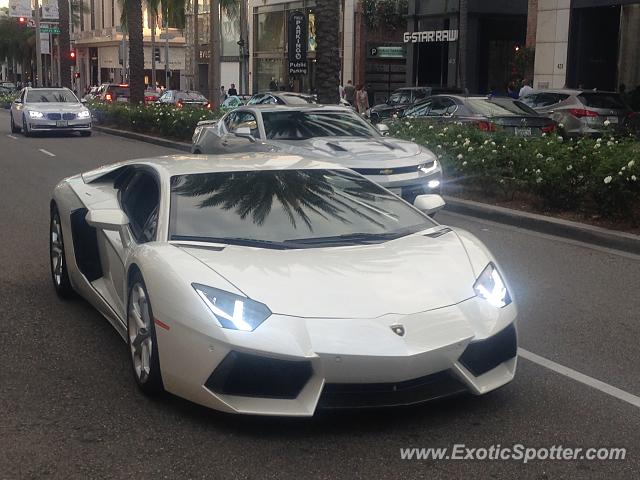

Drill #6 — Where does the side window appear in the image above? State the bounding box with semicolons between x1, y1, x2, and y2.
120;172;160;243
234;112;260;137
536;93;561;107
223;112;237;132
520;94;538;107
405;101;431;117
428;98;456;116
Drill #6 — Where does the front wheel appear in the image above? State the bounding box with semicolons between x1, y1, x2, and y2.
10;113;20;133
50;206;74;298
81;131;92;137
22;116;32;137
127;272;164;396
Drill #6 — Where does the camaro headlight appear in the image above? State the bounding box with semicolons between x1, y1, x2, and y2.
28;111;44;119
193;283;271;331
418;159;439;174
473;263;511;308
77;110;91;119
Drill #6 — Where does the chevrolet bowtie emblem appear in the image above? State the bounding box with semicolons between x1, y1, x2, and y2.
380;168;394;175
390;324;405;337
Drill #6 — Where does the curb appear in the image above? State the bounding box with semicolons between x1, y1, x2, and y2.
93;125;191;152
444;196;640;255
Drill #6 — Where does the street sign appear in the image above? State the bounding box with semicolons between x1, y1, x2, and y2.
288;11;308;76
8;0;32;18
159;32;176;40
40;26;61;34
368;44;406;59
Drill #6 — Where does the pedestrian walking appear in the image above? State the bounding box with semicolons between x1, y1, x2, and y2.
355;84;369;114
228;83;238;96
519;78;534;98
220;85;227;103
344;80;355;106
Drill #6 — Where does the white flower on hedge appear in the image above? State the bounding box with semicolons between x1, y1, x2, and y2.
453;141;458;146
443;127;448;132
622;166;626;171
582;156;587;160
604;120;611;127
607;141;614;146
524;168;528;173
457;134;462;138
629;160;635;168
468;146;474;152
557;136;563;142
405;122;410;126
500;179;505;184
594;143;601;149
566;165;573;171
536;153;543;159
491;141;496;146
536;177;542;183
632;175;637;181
484;140;490;145
428;125;434;129
482;159;485;163
546;157;553;162
542;133;546;137
437;144;442;149
409;125;414;129
604;176;613;184
535;169;541;174
596;137;602;143
462;161;468;166
457;154;464;160
558;123;564;129
492;150;498;154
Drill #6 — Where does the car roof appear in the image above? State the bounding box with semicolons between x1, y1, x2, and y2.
83;152;348;183
239;104;352;113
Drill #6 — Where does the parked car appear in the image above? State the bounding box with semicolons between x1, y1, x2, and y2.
220;94;251;112
158;90;210;108
520;89;637;137
368;87;432;123
144;90;160;104
192;105;443;203
400;95;557;136
247;91;316;106
82;86;101;102
1;81;17;91
49;151;517;415
9;87;92;136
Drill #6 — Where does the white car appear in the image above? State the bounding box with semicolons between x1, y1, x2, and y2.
10;87;92;137
50;152;517;416
192;105;443;204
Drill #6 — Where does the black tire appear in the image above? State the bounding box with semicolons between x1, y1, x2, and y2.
10;113;20;133
22;115;32;137
50;205;74;299
127;271;164;396
81;131;92;137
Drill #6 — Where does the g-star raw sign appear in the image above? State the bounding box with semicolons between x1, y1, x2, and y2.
404;30;459;43
288;11;308;76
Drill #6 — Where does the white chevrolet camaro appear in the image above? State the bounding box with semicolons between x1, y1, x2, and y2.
10;87;92;137
50;153;517;416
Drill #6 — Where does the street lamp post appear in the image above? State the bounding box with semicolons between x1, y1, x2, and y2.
35;0;42;86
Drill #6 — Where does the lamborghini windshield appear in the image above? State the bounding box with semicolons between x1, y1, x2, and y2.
169;169;434;248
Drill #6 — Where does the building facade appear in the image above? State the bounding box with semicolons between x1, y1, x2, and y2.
70;0;186;93
533;0;640;92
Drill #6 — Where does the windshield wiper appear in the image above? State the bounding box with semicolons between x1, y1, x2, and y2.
171;235;290;249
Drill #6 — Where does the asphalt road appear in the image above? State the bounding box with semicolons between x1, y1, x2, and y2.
1;110;639;479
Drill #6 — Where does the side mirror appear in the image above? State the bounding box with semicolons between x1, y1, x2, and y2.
234;126;256;142
13;98;22;104
377;123;390;136
81;98;87;104
86;209;130;245
413;194;446;215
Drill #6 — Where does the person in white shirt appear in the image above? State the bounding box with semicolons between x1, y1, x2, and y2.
519;79;534;98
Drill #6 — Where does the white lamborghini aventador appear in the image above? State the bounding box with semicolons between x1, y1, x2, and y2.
50;152;517;416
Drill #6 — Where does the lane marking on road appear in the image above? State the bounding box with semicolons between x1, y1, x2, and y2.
38;148;56;157
441;211;640;261
519;348;640;409
7;134;18;140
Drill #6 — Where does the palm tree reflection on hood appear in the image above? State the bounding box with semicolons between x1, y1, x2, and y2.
171;170;395;230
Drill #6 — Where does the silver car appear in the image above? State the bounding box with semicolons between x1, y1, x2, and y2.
10;87;92;137
191;105;443;202
520;89;635;137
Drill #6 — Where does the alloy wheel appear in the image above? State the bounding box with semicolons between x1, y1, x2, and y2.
128;283;153;384
50;214;64;287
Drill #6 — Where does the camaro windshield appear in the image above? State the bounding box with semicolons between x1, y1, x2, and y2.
262;111;380;140
26;89;79;103
169;169;434;247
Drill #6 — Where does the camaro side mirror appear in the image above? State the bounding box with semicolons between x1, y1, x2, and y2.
86;209;130;245
377;123;390;136
234;126;256;142
80;98;87;104
413;194;446;215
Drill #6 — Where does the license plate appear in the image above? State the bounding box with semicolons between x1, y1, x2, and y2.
515;127;532;136
606;116;619;124
117;97;128;103
56;120;68;127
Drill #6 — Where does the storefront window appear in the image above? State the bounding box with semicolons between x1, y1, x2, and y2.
221;9;240;56
256;11;285;53
255;58;284;92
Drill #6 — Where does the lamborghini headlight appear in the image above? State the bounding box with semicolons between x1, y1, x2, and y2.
29;110;44;119
77;110;91;119
473;263;511;308
192;283;272;331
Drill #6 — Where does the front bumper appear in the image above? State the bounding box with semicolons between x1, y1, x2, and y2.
158;296;517;416
27;117;91;132
364;168;443;203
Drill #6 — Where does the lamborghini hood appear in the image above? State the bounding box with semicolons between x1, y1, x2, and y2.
179;230;476;319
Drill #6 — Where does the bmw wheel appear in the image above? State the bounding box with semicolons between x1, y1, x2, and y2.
50;205;74;298
127;272;164;395
10;113;20;133
22;115;32;137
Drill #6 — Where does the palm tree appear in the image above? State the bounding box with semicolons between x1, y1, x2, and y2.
193;0;199;91
118;0;144;103
458;0;468;91
208;0;221;107
58;0;72;88
0;14;36;83
147;0;161;89
315;0;340;104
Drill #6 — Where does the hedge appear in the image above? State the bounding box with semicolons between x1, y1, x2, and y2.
386;119;640;220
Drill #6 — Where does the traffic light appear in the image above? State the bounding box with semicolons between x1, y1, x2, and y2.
69;50;77;65
154;47;161;62
18;17;27;26
74;72;80;79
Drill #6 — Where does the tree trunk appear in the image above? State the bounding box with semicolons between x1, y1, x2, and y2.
151;13;157;90
208;0;221;107
193;0;199;91
58;0;72;88
315;0;340;104
458;0;468;92
128;0;145;104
